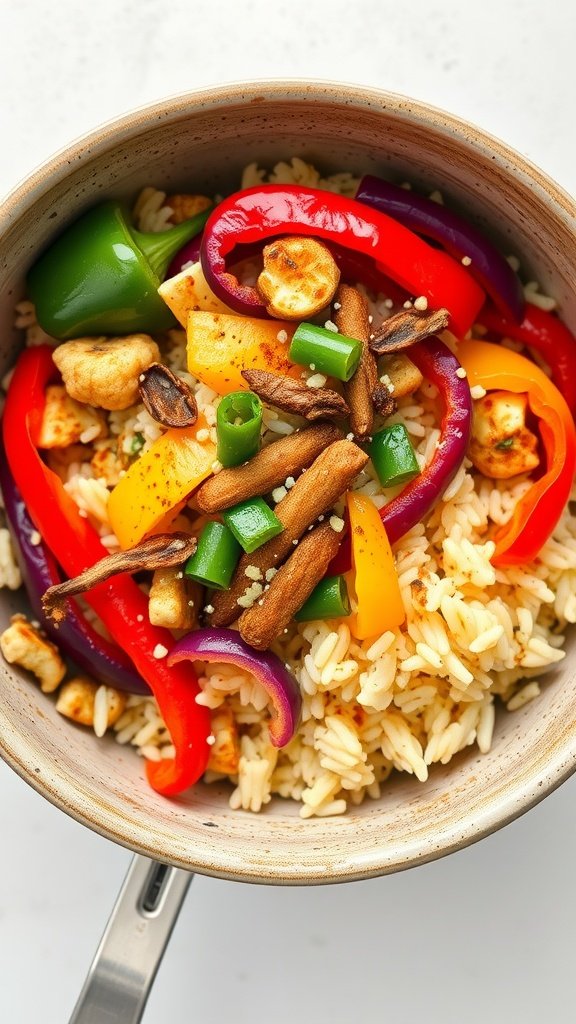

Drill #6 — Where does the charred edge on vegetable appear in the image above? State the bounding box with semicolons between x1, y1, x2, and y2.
369;307;450;354
241;368;350;421
42;533;197;624
138;362;198;428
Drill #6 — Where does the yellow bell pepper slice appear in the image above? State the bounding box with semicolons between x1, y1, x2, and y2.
158;261;235;324
108;416;216;549
346;491;405;640
187;311;302;394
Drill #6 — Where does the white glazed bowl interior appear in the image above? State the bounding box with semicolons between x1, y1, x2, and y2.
0;82;575;884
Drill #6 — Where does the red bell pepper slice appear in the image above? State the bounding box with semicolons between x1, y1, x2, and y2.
479;302;576;418
201;185;485;337
2;345;211;796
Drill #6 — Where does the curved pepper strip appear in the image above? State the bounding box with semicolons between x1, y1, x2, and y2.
201;185;485;337
346;492;404;640
2;346;210;795
458;340;576;566
380;336;473;544
478;303;576;418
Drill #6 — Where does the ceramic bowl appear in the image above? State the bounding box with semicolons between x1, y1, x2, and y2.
1;82;574;884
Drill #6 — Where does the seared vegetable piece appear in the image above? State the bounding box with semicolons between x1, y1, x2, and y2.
222;498;283;554
108;416;216;549
369;424;421;488
295;574;351;621
257;236;340;319
42;533;198;624
347;492;404;640
335;284;378;439
138;362;198;428
469;390;540;479
38;385;107;448
289;323;361;382
27;201;211;339
241;369;350;422
186;311;299;394
52;334;160;411
158;261;234;325
369;307;450;355
195;423;342;514
184;522;241;590
216;391;263;467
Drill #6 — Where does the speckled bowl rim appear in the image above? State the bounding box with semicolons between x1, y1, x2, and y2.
1;79;575;884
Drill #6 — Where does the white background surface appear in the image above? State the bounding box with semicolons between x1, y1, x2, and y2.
1;2;575;1022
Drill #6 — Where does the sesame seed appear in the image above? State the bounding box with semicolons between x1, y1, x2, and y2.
153;644;168;659
139;374;146;382
414;296;428;311
265;568;277;582
272;485;288;503
211;460;223;474
309;363;316;371
368;314;373;324
136;614;144;622
346;432;354;441
30;530;41;546
78;509;88;518
333;301;341;310
329;515;345;533
384;298;394;309
456;367;467;379
324;320;339;333
276;329;288;343
403;300;413;310
462;255;472;266
204;604;215;614
306;373;327;389
196;428;210;442
284;476;295;489
245;565;263;581
206;735;216;746
176;571;183;579
318;515;325;522
188;600;195;607
292;538;299;545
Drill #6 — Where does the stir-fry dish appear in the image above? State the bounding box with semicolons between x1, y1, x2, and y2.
1;158;575;817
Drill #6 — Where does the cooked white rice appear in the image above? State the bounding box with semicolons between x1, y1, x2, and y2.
2;158;575;818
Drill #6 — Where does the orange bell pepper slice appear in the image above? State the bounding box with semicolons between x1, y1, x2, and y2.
346;491;405;640
108;415;216;549
458;339;576;566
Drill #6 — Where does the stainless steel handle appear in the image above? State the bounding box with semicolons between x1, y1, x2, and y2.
69;854;193;1024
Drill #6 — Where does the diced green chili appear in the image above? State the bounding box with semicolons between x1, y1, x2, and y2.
369;423;420;488
496;437;514;450
184;521;241;590
216;391;263;468
288;323;361;382
222;497;283;553
295;574;351;622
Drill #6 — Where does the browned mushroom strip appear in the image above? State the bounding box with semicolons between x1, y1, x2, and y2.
370;307;450;355
334;284;378;438
241;369;350;422
209;439;368;627
138;362;198;428
238;521;343;650
195;422;342;514
42;533;197;624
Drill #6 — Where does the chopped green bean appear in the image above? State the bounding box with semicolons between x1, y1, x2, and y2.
216;390;262;468
295;574;351;621
184;521;241;590
288;323;361;382
369;423;420;488
222;497;283;553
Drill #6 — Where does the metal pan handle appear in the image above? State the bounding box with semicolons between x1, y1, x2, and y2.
68;854;192;1024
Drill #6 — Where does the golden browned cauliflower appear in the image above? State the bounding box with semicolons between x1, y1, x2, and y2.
0;614;66;693
55;678;126;731
52;335;160;411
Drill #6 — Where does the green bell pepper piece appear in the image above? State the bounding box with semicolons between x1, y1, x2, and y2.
27;201;211;340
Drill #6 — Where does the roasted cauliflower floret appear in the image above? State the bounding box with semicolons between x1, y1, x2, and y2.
469;390;540;479
148;567;195;630
207;704;240;775
257;236;340;320
38;384;108;448
166;193;212;225
52;335;160;411
55;678;126;730
0;614;65;693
